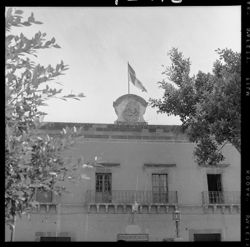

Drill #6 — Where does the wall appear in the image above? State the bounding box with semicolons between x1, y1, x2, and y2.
5;123;240;242
9;211;240;241
60;139;240;206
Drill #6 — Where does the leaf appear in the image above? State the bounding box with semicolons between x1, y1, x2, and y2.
45;40;51;47
22;22;31;26
53;44;61;48
56;64;60;72
15;10;24;15
49;172;57;176
18;164;32;169
19;173;25;182
16;191;24;197
28;12;35;23
78;93;85;97
6;8;13;18
34;21;43;25
6;35;15;43
25;177;31;185
55;82;63;86
29;184;42;188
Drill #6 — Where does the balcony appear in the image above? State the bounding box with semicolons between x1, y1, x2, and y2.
202;191;240;213
33;190;59;213
85;190;178;214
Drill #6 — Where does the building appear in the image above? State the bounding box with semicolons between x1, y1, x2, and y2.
5;94;240;242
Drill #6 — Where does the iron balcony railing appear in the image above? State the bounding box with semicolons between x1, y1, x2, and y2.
85;190;178;204
202;191;240;205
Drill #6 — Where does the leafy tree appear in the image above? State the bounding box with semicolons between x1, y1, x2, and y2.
5;7;87;237
150;47;240;166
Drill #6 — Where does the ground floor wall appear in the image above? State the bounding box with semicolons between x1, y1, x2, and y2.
5;212;240;242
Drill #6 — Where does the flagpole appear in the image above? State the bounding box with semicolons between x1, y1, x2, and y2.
128;62;130;94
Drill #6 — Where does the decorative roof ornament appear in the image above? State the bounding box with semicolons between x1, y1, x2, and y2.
113;94;148;125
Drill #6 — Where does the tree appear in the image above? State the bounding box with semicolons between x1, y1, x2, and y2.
150;47;241;166
5;7;87;235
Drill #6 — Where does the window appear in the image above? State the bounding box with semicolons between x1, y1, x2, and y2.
152;174;168;203
40;237;71;241
193;233;221;241
95;173;112;203
207;174;223;204
117;234;149;241
36;189;53;203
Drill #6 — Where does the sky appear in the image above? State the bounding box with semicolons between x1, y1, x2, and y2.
9;6;241;125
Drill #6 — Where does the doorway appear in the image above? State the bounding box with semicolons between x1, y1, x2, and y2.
207;174;223;203
152;174;168;203
95;173;112;203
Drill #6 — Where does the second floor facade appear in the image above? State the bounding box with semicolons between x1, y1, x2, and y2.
36;122;240;215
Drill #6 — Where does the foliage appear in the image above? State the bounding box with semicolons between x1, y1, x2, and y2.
150;47;241;166
5;7;86;228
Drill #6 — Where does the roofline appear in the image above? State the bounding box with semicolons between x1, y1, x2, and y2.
39;121;182;129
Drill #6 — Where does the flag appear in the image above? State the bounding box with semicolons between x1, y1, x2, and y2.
128;63;147;92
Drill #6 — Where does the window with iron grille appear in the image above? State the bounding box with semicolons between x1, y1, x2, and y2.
193;233;221;241
95;173;112;203
152;174;168;203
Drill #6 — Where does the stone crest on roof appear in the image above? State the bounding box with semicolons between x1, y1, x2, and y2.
113;94;148;125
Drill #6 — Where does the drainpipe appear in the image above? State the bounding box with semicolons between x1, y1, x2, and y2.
56;203;61;237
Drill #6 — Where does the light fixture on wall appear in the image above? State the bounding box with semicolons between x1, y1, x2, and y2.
172;208;181;239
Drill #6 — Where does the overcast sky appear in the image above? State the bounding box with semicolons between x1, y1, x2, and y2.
10;6;241;125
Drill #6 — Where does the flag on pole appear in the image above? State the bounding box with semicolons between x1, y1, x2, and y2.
128;63;147;93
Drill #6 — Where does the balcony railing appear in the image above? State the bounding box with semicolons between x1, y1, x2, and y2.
85;190;178;204
202;191;240;205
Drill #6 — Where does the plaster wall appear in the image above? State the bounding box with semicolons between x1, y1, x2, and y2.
5;135;240;242
9;212;240;241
